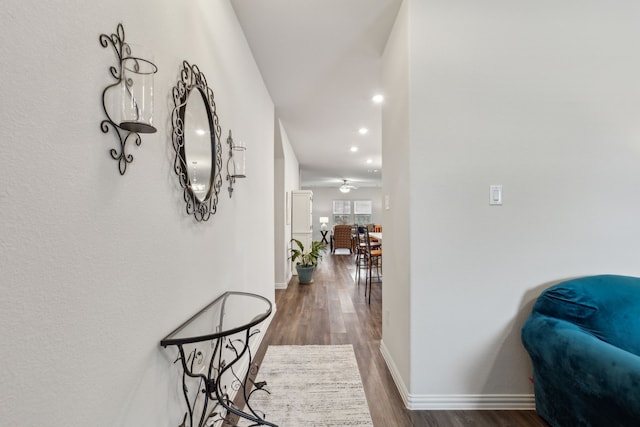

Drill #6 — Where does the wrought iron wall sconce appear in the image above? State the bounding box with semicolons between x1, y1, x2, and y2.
99;23;158;175
226;130;246;198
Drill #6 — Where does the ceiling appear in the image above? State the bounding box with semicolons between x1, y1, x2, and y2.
231;0;402;189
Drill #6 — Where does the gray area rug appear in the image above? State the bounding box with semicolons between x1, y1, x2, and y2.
238;345;373;426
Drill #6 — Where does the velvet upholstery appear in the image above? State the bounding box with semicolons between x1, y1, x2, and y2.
521;275;640;427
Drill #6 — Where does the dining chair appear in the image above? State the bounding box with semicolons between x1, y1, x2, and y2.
355;229;373;287
363;227;382;304
332;224;353;254
355;226;380;272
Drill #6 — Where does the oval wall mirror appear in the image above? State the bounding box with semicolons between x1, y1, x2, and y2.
171;61;222;222
183;88;213;202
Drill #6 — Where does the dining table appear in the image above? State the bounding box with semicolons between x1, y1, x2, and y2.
369;232;382;242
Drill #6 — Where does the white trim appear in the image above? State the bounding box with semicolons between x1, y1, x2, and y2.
380;340;535;410
379;339;410;407
332;199;351;214
275;281;288;289
406;394;535;410
354;200;372;215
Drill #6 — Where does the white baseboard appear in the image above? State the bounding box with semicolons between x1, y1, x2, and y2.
406;394;535;410
379;339;410;406
276;269;292;289
379;340;535;410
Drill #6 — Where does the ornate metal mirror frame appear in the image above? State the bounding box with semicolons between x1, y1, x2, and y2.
171;61;223;221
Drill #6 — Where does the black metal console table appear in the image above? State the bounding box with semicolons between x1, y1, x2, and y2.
160;291;277;427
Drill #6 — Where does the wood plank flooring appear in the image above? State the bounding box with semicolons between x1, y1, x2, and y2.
251;251;549;427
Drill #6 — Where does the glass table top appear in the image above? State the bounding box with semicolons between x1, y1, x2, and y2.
160;291;272;346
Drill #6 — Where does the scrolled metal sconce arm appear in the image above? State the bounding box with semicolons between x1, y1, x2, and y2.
99;23;157;175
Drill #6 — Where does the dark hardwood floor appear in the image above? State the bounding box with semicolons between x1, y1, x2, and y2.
251;251;549;427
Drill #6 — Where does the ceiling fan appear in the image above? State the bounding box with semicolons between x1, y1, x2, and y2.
339;179;358;193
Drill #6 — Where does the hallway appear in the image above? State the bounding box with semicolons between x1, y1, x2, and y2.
255;252;548;426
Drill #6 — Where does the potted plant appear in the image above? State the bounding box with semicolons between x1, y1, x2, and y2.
289;238;327;284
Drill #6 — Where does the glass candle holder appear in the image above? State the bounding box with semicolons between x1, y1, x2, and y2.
120;51;157;134
230;141;246;178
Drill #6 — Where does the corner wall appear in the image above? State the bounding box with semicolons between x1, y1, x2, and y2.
0;1;275;425
380;0;412;403
280;119;300;287
383;0;640;409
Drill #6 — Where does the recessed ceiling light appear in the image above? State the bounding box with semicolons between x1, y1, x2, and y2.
358;127;368;135
350;146;358;152
372;94;384;104
366;158;373;164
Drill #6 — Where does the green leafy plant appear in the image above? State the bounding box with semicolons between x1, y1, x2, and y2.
289;239;327;267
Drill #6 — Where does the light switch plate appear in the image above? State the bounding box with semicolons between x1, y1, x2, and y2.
490;185;502;205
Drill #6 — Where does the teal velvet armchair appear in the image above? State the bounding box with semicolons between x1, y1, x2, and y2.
521;275;640;426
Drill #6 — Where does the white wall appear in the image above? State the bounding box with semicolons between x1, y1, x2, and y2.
302;187;383;242
383;0;640;409
274;115;286;288
0;1;274;426
380;0;412;404
281;119;300;287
